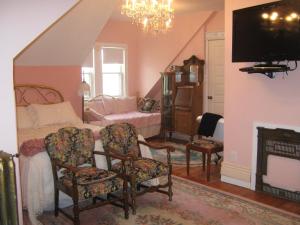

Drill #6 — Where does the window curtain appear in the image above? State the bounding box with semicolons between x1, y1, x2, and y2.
102;47;124;64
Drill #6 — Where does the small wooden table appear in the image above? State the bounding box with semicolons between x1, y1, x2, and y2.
186;139;223;181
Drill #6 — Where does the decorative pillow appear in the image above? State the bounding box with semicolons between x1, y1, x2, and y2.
102;96;115;114
114;96;137;113
27;101;81;127
16;106;34;129
84;108;104;122
138;98;160;113
86;100;106;115
125;96;137;112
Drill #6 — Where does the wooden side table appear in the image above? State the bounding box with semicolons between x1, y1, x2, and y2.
186;139;223;181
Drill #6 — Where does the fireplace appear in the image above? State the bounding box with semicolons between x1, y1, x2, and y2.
256;127;300;202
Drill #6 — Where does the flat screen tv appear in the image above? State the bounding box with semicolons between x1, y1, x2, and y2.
232;0;300;63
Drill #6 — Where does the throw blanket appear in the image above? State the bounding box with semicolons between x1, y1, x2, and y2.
198;113;223;137
20;131;101;157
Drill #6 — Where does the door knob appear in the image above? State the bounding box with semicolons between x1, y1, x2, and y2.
208;96;213;100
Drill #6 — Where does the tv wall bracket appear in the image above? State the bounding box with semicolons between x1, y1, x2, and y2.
239;64;291;78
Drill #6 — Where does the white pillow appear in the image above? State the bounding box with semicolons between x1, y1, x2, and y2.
84;108;104;122
102;96;115;114
16;106;34;129
114;96;137;113
86;100;106;115
28;101;81;127
126;96;137;112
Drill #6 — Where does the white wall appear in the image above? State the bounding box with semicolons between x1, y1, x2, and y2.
0;1;78;223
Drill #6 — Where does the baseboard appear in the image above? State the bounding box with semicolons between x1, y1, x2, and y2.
221;161;251;189
221;176;251;189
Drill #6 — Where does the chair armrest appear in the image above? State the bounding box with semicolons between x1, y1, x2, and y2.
54;160;78;173
138;140;175;152
94;150;134;178
94;150;133;162
138;140;174;165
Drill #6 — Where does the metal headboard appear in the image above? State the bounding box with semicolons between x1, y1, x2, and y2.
14;84;64;106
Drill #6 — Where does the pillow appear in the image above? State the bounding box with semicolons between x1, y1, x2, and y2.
27;101;81;127
125;96;137;112
16;106;34;129
102;96;115;114
138;98;160;113
84;108;104;122
86;100;106;115
114;96;137;113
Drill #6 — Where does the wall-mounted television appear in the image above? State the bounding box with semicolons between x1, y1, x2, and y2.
232;0;300;63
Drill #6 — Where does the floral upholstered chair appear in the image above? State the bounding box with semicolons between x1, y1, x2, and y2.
45;127;129;225
99;123;175;214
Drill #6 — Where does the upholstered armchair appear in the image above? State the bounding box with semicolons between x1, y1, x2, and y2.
45;127;129;225
99;123;175;214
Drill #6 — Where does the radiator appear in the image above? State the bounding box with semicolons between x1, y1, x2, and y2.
0;151;19;225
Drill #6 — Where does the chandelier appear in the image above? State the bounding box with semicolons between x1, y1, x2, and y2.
121;0;174;34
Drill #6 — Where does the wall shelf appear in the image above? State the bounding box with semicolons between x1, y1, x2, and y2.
239;64;290;78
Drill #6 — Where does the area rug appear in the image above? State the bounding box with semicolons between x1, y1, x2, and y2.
150;142;203;165
38;176;300;225
150;142;220;166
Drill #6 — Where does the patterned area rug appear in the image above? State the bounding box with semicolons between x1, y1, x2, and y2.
38;176;300;225
150;142;203;165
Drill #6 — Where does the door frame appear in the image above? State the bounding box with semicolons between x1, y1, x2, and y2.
204;32;225;113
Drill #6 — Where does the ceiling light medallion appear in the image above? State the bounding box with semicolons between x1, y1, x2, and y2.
121;0;174;34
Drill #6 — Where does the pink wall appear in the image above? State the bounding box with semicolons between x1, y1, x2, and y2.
96;11;224;97
224;0;300;169
96;20;139;96
14;66;82;117
137;11;212;96
175;10;225;66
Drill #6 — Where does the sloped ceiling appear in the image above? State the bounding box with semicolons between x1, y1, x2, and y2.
15;0;117;66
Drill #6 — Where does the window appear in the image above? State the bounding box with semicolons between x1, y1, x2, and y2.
82;44;128;98
100;46;127;97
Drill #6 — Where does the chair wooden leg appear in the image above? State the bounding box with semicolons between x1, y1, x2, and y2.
168;167;173;201
207;153;211;181
54;188;59;217
214;152;222;164
202;153;206;171
123;180;129;219
130;176;137;215
73;197;80;225
186;147;190;175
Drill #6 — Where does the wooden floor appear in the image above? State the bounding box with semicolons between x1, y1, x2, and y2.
149;137;300;215
173;164;300;215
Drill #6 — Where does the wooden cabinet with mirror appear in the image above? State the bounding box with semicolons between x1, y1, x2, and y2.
161;55;204;140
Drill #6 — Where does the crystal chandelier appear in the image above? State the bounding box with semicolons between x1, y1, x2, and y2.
121;0;174;34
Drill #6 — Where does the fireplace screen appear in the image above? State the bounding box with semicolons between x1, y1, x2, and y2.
256;127;300;202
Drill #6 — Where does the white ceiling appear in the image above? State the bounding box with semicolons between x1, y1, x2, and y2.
111;0;224;21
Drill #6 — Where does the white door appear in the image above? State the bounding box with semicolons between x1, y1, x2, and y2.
207;38;224;115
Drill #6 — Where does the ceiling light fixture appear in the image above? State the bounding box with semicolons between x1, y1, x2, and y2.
121;0;174;34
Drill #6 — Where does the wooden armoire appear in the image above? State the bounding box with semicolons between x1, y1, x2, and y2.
161;55;204;140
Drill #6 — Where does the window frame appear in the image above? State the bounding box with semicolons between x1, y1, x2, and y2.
94;43;128;97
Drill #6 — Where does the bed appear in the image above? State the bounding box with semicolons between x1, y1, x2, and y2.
84;94;161;138
15;84;156;225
